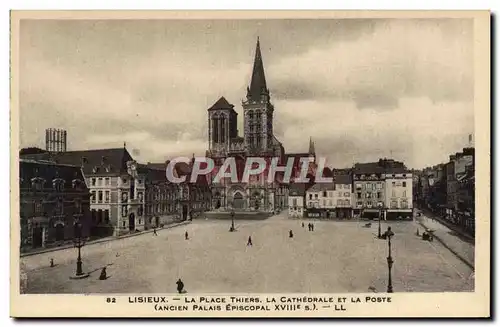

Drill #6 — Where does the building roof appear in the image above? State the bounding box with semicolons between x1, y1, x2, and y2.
321;167;333;178
145;162;168;170
289;183;307;196
247;37;269;101
19;159;88;190
207;96;235;111
306;182;334;192
353;162;384;174
384;166;409;174
20;148;134;176
334;174;352;184
353;159;408;175
136;163;167;183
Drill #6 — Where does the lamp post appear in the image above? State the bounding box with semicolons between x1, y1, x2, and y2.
230;209;235;232
386;227;395;293
377;202;383;238
70;219;89;279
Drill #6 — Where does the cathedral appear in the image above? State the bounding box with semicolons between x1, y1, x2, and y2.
206;38;317;212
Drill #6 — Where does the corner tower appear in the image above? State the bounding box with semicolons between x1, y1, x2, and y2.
242;37;274;155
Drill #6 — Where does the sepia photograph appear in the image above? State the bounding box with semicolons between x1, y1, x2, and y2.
10;10;490;318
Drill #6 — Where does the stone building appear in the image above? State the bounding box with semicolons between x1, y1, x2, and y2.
288;183;307;218
333;174;353;219
22;147;141;236
20;145;211;236
353;159;412;220
205;38;314;213
19;159;91;252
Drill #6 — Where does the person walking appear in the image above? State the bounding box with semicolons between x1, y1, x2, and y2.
289;230;294;238
185;231;189;240
247;236;253;246
153;227;158;236
301;222;304;228
176;278;185;294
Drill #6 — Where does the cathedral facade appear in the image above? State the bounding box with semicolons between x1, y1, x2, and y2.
206;38;316;212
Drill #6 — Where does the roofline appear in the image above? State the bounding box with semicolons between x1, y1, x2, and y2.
19;158;83;168
55;147;127;153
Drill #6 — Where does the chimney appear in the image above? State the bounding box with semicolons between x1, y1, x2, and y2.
101;156;106;165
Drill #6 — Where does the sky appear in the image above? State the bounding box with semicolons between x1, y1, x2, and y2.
18;18;474;169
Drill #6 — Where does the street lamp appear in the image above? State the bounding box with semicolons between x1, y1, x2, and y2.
386;226;395;293
70;219;89;279
230;209;235;232
377;202;383;238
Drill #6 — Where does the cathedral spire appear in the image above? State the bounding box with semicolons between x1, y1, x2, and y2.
309;137;315;155
247;36;268;101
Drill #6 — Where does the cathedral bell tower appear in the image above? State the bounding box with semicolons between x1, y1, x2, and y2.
207;96;238;157
242;37;274;156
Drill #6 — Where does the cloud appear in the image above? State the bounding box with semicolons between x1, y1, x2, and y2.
18;18;474;169
270;19;473;109
275;97;474;168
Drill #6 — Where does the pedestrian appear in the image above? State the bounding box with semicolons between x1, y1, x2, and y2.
301;222;304;228
289;230;294;238
50;258;54;268
185;231;189;240
153;228;158;236
247;236;253;246
311;223;315;232
308;223;311;231
176;278;185;294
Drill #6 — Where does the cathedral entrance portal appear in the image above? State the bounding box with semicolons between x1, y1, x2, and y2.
233;192;244;210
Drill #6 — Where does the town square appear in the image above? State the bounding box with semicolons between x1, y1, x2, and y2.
21;211;474;294
17;18;476;295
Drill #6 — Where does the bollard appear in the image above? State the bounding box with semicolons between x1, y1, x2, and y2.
99;267;107;280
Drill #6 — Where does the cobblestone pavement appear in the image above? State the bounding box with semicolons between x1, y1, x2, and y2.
21;213;474;294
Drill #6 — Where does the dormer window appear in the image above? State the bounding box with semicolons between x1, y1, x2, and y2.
92;166;99;173
53;178;65;192
72;179;82;190
31;177;45;191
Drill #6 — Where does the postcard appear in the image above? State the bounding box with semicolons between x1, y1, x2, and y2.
10;10;490;318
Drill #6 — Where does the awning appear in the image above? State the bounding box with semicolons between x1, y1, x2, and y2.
386;209;413;213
